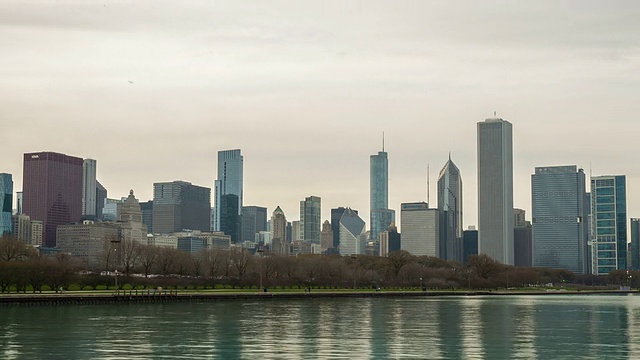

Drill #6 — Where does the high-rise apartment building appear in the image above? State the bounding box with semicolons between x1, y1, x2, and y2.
82;159;97;217
337;208;366;255
213;149;243;233
477;117;514;265
531;166;589;273
400;202;439;256
437;156;463;261
591;175;627;274
370;145;395;242
300;196;321;244
0;173;13;235
22;152;84;247
271;206;288;256
631;218;640;271
241;206;267;243
152;181;211;234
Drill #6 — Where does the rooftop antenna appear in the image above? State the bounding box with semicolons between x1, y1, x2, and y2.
382;131;385;152
494;110;497;118
427;164;430;205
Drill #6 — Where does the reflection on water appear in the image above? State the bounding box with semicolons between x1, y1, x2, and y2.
1;295;640;359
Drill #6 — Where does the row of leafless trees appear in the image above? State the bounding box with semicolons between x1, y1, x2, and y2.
0;235;635;293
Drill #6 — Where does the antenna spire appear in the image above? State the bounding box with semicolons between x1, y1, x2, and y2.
427;164;430;205
494;110;497;118
382;131;385;152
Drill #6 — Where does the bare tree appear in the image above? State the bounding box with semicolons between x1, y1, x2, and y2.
230;247;252;280
139;245;159;278
0;235;31;262
120;240;142;276
388;250;415;278
156;247;178;276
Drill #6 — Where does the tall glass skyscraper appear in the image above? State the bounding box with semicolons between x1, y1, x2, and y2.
0;173;13;235
591;175;627;275
300;196;321;244
531;166;589;274
23;152;84;247
477;117;514;265
437;155;463;261
631;218;640;271
213;149;243;238
370;146;395;242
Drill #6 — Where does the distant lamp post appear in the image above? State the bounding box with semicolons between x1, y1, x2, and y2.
257;247;264;290
115;269;119;292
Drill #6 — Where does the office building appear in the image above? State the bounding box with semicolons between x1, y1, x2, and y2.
400;202;439;256
271;206;288;256
591;175;627;274
631;218;640;271
117;190;148;245
379;222;401;257
337;208;366;255
95;181;107;220
300;196;321;244
241;206;267;243
177;237;207;254
477;117;514;264
437;156;463;261
12;214;31;243
531;166;588;273
463;227;479;264
331;207;356;250
320;220;333;253
152;181;211;234
370;144;395;241
140;200;153;234
0;173;13;235
16;191;22;215
82;159;97;217
213;149;243;232
31;221;43;246
22;152;84;247
56;220;120;268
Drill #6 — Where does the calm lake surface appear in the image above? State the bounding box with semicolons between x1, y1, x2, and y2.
1;295;640;359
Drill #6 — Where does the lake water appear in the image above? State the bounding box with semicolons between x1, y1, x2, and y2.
1;295;639;359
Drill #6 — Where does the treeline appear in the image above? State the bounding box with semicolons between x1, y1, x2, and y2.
0;235;636;293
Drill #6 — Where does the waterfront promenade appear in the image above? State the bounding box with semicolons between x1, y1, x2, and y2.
0;288;637;306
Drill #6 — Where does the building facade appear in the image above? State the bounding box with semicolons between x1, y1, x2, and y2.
337;208;366;255
0;173;13;235
631;218;640;271
56;220;120;268
531;166;588;273
320;220;333;254
152;181;211;234
22;152;84;247
300;196;321;244
370;148;395;242
477;118;514;264
400;202;439;256
95;181;107;220
591;175;627;275
437;156;463;261
82;159;97;218
271;206;288;256
463;227;479;264
241;206;267;243
213;149;243;232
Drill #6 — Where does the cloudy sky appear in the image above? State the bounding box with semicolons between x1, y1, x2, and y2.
1;1;639;230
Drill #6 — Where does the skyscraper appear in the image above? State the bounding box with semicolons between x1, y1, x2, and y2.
320;220;333;253
95;181;107;220
271;206;288;256
477;117;514;265
437;155;463;261
241;206;267;243
591;175;627;274
400;202;439;256
300;196;321;244
631;218;640;271
338;208;366;255
531;166;589;273
82;159;97;217
152;181;211;234
331;207;355;250
513;209;532;267
0;173;13;235
213;149;243;233
370;143;395;242
22;152;84;247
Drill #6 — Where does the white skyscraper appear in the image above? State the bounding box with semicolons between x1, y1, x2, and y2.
400;202;439;256
82;159;97;217
477;117;514;265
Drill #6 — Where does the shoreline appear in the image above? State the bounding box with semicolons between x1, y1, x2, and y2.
0;289;637;306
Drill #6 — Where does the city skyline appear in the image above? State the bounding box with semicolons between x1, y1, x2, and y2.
1;2;640;231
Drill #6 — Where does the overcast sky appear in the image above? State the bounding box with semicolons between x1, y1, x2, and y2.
1;1;639;230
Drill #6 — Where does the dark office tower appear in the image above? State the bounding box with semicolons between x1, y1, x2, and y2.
370;140;395;242
152;181;211;234
477;117;514;265
437;155;463;261
0;173;13;235
22;152;83;247
591;175;627;274
213;149;243;232
241;206;268;242
140;200;153;234
462;228;479;264
331;207;358;250
95;181;107;220
300;196;321;244
220;194;240;242
513;209;532;268
532;166;588;273
631;219;640;271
